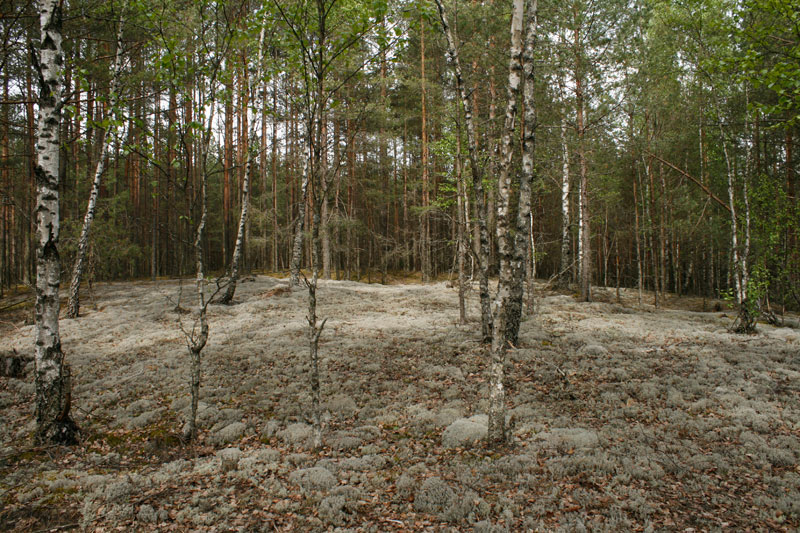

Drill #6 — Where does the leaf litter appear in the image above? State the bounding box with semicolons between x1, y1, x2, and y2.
0;276;798;531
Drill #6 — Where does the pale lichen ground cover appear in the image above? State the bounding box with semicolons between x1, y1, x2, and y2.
1;276;798;531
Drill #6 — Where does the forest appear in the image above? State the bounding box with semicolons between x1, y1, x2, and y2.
0;0;799;531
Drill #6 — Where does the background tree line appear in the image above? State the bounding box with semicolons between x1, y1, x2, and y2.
2;0;798;311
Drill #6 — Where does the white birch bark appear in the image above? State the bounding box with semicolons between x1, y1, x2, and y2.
559;114;571;288
184;83;220;440
219;17;268;304
181;9;228;439
34;0;77;443
488;0;524;446
508;0;538;341
720;129;741;304
434;0;493;343
67;23;125;319
289;152;309;287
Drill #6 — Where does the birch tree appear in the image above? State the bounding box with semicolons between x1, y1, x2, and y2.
487;0;537;445
183;3;236;440
66;22;125;319
141;0;235;440
218;10;270;304
273;0;387;447
558;110;572;288
33;0;78;444
435;0;493;343
288;156;309;287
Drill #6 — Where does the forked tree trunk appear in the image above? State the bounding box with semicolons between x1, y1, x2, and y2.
493;0;524;346
186;166;209;441
33;0;78;444
184;82;219;440
180;8;228;438
67;23;124;319
435;0;493;343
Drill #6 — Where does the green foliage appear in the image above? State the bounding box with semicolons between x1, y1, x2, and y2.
738;0;800;125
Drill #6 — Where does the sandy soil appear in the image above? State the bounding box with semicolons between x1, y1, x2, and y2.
1;276;798;531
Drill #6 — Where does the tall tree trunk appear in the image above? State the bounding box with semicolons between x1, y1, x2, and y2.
1;63;8;296
576;80;591;301
271;77;279;272
456;115;467;325
488;0;524;446
634;167;643;306
558;113;571;288
321;117;331;280
67;23;124;318
152;82;160;282
403;119;409;271
435;0;493;343
420;17;431;283
658;162;668;300
719;126;742;304
219;18;267;304
33;0;77;444
514;0;538;328
643;154;659;306
223;77;233;263
307;147;326;448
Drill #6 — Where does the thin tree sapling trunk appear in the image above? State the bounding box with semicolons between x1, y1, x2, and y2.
289;155;309;287
218;17;268;304
435;0;493;343
67;22;125;319
456;115;467;325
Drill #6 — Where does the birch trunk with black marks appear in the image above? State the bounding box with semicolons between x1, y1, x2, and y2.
514;0;537;328
289;155;309;287
558;114;571;288
186;171;209;442
184;84;220;440
67;23;124;319
719;105;754;333
435;0;493;343
488;0;524;446
219;19;268;305
34;0;78;444
180;9;231;439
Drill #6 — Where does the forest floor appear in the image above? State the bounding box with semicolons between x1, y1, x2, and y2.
1;276;799;532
